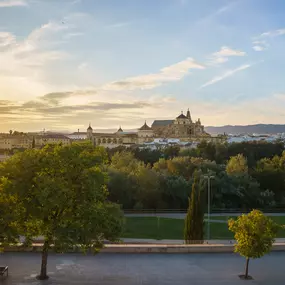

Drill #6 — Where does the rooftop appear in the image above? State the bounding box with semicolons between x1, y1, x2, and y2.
152;120;174;127
176;113;187;119
139;122;152;131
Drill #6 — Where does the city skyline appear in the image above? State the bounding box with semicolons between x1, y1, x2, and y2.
1;0;285;132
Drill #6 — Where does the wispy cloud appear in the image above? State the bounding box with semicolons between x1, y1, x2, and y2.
0;0;27;7
197;1;237;24
257;28;285;39
106;22;131;29
252;28;285;52
102;58;205;91
63;32;84;39
209;46;246;65
200;64;252;89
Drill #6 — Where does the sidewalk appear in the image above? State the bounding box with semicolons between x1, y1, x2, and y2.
121;238;285;244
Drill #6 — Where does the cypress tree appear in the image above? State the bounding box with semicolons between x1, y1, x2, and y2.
184;174;205;244
32;136;35;149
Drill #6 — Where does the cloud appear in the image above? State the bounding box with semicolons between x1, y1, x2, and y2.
209;46;246;65
0;16;84;100
200;63;252;89
252;45;265;51
213;46;246;57
251;40;269;52
106;22;131;29
102;58;205;91
273;93;285;100
197;1;237;24
0;0;27;7
257;28;285;39
252;28;285;52
0;32;16;47
63;32;84;39
0;98;153;118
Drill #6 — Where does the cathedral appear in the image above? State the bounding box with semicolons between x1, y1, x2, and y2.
151;109;209;138
86;109;214;147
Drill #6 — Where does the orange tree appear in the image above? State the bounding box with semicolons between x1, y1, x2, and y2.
228;210;278;279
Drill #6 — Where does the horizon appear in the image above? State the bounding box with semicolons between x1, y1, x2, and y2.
1;0;285;132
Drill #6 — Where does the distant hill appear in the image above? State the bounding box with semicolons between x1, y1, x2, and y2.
205;124;285;135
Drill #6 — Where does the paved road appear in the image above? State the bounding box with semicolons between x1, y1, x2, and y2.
0;252;285;284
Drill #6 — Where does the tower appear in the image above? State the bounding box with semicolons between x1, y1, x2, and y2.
87;123;93;139
186;108;192;122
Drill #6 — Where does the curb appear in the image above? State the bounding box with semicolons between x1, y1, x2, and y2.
3;243;285;254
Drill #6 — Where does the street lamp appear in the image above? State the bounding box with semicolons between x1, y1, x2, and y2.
204;174;214;241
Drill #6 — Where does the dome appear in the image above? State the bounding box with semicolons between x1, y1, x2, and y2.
117;126;123;132
87;124;93;131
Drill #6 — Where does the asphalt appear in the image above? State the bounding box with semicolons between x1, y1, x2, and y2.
0;252;285;284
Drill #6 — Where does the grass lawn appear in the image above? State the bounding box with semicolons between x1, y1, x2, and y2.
122;216;285;240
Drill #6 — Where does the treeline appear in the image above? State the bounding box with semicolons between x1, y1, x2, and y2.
106;141;285;210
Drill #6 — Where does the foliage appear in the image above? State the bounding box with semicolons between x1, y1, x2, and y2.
228;209;278;278
107;143;285;210
132;147;162;166
226;154;248;175
163;145;180;159
0;142;123;279
184;174;204;244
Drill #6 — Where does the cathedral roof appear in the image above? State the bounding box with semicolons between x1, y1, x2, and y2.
117;126;123;132
152;120;174;127
87;124;93;130
176;113;187;119
139;122;152;131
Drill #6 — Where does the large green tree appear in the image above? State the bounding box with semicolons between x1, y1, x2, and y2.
226;154;248;175
184;174;204;244
0;142;123;280
228;210;278;279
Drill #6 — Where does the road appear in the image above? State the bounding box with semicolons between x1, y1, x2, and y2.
0;252;285;284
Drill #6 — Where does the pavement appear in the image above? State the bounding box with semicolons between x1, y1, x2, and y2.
0;252;285;284
121;238;285;244
125;213;285;219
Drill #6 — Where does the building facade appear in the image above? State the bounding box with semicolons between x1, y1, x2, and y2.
87;109;224;147
0;133;71;150
151;109;208;138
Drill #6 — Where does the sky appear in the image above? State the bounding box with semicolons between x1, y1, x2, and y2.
1;0;285;132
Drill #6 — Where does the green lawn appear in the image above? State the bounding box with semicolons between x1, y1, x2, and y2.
122;216;285;240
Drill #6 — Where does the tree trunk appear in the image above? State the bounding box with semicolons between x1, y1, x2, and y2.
37;240;49;280
245;257;250;279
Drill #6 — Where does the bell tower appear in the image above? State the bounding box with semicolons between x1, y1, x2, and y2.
87;123;93;140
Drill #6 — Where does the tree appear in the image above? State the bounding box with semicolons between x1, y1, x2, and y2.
226;154;248;175
135;165;161;209
164;145;180;159
228;210;278;279
110;151;143;174
32;136;35;148
108;169;138;209
184;174;204;244
160;175;190;209
0;142;123;280
132;147;162;166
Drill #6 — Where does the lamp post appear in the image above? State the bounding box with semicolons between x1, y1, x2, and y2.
204;174;214;241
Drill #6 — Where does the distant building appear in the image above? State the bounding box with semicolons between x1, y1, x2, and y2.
85;109;225;148
0;133;71;150
152;109;209;138
0;134;32;150
35;134;71;147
